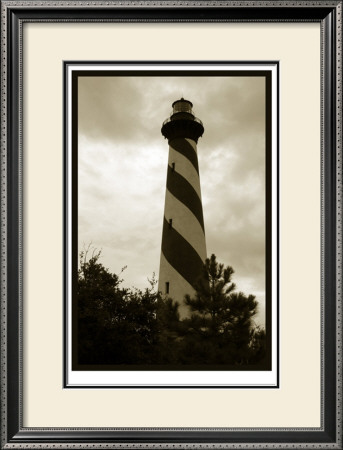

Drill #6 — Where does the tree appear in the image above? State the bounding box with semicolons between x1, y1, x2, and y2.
181;254;262;364
77;249;266;366
77;248;128;364
77;249;180;365
248;326;267;363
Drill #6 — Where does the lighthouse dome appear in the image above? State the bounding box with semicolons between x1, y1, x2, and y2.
172;98;193;114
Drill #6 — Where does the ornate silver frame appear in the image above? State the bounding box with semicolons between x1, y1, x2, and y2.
1;1;342;448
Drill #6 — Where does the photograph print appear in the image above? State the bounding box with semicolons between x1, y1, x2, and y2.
66;63;278;385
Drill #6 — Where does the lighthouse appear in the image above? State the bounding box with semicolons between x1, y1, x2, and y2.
158;98;207;318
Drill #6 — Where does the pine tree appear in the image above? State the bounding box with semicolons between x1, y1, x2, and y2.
182;254;260;364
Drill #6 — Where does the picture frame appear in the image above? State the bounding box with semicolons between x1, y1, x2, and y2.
1;1;341;448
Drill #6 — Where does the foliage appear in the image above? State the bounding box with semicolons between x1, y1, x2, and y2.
77;249;266;366
77;249;180;364
181;254;263;364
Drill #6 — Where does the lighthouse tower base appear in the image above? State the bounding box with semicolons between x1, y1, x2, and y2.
158;254;196;319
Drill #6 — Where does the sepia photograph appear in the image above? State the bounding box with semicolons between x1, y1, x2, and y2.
69;66;275;374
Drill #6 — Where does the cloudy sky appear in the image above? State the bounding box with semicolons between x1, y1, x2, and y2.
77;73;266;325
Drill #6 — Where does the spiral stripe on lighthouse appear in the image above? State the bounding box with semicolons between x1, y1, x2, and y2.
161;217;204;290
169;137;199;173
166;165;204;231
158;253;195;318
168;147;202;199
160;137;206;295
184;137;198;152
164;190;206;261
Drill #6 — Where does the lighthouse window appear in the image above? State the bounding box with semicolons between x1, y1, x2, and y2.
165;282;170;294
169;219;173;228
173;101;192;114
171;162;175;172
